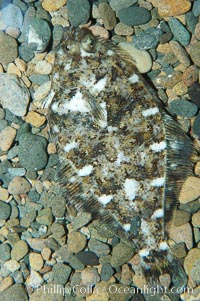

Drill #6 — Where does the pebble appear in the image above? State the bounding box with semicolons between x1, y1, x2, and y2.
35;60;53;75
51;223;65;238
188;83;200;107
36;208;53;226
0;32;18;66
24;18;51;53
179;176;200;203
100;263;114;281
173;210;191;226
87;282;109;301
15;57;26;72
27;270;43;288
121;264;133;285
33;81;52;102
119;42;152;73
110;243;134;268
133;27;162;50
76;251;99;266
114;23;133;36
26;238;47;251
11;240;29;261
72;212;92;230
192;0;200;17
192;210;200;227
25;111;46;128
52;263;72;285
171;242;187;258
98;3;116;30
184;248;200;281
18;44;34;62
110;0;138;11
159;273;171;289
0;74;30;117
117;6;151;26
88;239;110;257
8;176;31;195
0;201;11;220
0;284;28;301
156;71;183;89
169;40;190;67
68;231;87;253
29;253;44;271
169;18;191;46
0;243;11;262
7;62;21;77
0;126;16;152
42;0;67;12
0;276;13;293
0;188;9;201
169;222;193;250
67;0;91;27
157;0;191;17
181;286;200;301
189;41;200;67
183;65;199;87
186;11;198;34
169;99;198;117
81;267;100;286
4;260;20;273
194;22;200;40
29;74;49;85
19;133;48;171
0;4;23;30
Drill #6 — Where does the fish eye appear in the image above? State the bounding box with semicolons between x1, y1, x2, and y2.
81;34;96;52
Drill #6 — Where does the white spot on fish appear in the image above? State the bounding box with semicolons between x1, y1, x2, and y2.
124;178;139;201
78;165;93;176
142;107;159;117
64;91;90;113
98;194;113;205
151;208;164;219
150;177;165;187
64;140;79;153
123;223;131;232
129;73;139;83
150;141;167;152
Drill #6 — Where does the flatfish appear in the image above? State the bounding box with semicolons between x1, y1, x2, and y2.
47;28;195;286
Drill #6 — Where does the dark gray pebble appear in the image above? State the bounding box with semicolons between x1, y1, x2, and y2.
28;190;40;203
76;251;99;266
0;159;12;174
18;43;34;62
159;32;173;44
0;243;11;261
110;0;138;11
29;74;50;85
69;254;85;270
67;0;91;27
100;263;114;281
186;11;198;33
0;284;28;301
130;295;145;301
188;82;200;108
47;237;60;251
130;215;141;237
160;21;171;33
168;18;191;46
117;6;151;26
192;0;200;17
0;200;11;220
5;109;23;124
193;113;200;137
133;27;162;50
16;123;31;141
52;25;64;49
169;99;198;117
19;133;48;171
52;263;72;285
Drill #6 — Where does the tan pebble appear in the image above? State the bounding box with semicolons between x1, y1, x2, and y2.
68;231;87;253
8;176;31;195
166;88;178;101
41;247;51;261
6;218;19;228
176;14;186;25
174;64;187;73
119;42;152;73
81;267;100;286
192;210;200;227
114;23;134;36
0;188;9;201
157;0;191;17
121;264;133;285
5;27;20;39
27;238;47;251
35;60;52;75
33;81;51;102
195;161;200;176
169;40;190;67
194;22;200;40
25;111;46;127
132;274;147;288
42;0;67;12
183;65;199;87
190;41;200;67
172;81;188;95
21;74;31;88
15;57;26;72
27;270;44;288
159;273;171;289
11;240;29;261
156;71;183;89
98;2;116;30
34;52;47;61
0;64;4;73
179;176;200;204
47;142;57;154
184;248;200;277
169;222;193;249
0;126;16;151
43;181;52;190
157;43;171;53
180;285;200;301
45;52;55;65
34;180;44;194
87;282;109;301
40;265;52;274
7;63;21;77
89;26;109;39
0;276;13;292
29;252;44;271
51;16;69;27
4;259;20;272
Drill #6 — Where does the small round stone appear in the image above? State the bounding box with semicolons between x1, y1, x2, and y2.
157;0;191;17
19;133;48;171
68;231;87;253
36;208;53;226
192;0;200;17
114;23;133;36
117;6;151;26
172;81;188;96
173;210;191;226
11;240;29;261
25;111;46;128
188;83;200;107
0;284;28;301
169;222;193;250
184;248;200;281
186;11;198;34
179;176;200;203
183;65;199;87
27;270;44;288
133;27;162;50
98;3;116;30
193;114;200;137
100;263;114;282
52;263;72;285
81;267;100;286
76;251;99;266
35;60;53;75
42;0;67;12
67;0;91;27
168;18;191;46
0;243;11;262
0;126;16;151
190;41;200;67
0;201;11;220
110;0;138;11
8;176;31;195
51;223;65;238
33;81;52;102
29;253;44;271
192;210;200;227
88;239;110;257
169;40;190;67
110;243;134;268
0;32;18;66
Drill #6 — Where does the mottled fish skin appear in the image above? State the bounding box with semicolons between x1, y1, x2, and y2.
48;28;195;284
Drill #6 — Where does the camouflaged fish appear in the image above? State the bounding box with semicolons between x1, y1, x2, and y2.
47;28;195;284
